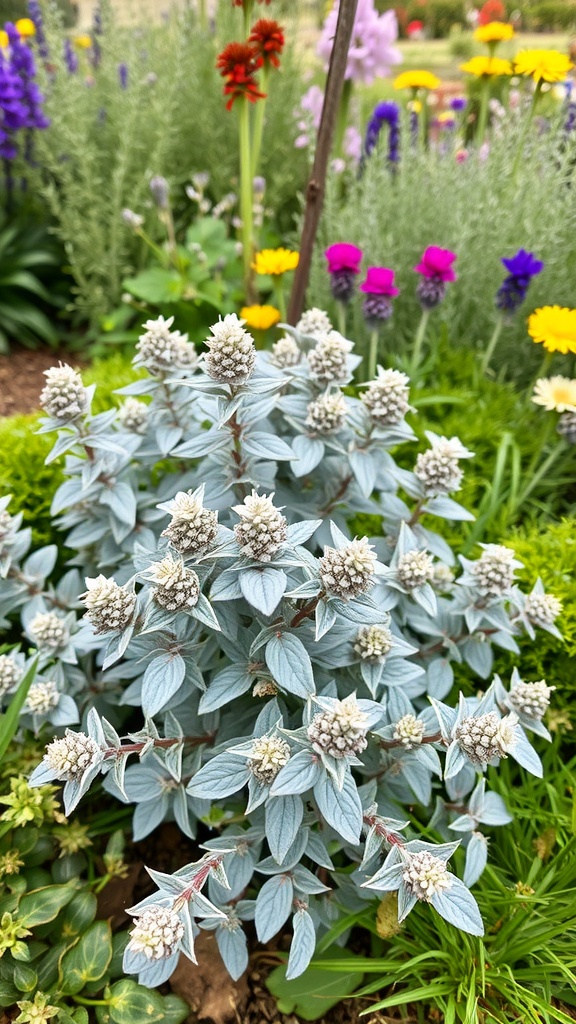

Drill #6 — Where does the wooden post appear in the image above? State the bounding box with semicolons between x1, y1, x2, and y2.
286;0;359;325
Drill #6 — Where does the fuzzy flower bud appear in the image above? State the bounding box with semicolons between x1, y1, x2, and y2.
82;576;136;634
121;208;144;230
45;730;103;781
416;277;447;309
509;680;554;720
247;735;291;784
128;905;184;960
271;335;301;368
252;679;279;698
25;680;60;715
118;398;149;433
161;491;219;555
557;411;576;444
403;851;452;900
40;364;88;421
414;436;472;496
393;714;425;749
296;307;332;339
455;711;518;766
472;545;518;597
396;550;434;590
29;612;69;650
432;563;455;591
308;696;369;759
354;624;393;662
233;491;287;562
136;316;197;375
524;591;563;626
0;655;22;698
307;331;352;385
148;556;200;611
361;368;410;426
305;392;348;435
149;175;170;209
204;314;256;384
319;537;377;600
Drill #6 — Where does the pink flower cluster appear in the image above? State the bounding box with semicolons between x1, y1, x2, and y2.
317;0;401;86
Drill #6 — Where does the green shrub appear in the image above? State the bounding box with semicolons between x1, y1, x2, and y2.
0;0;76;24
528;1;576;31
0;415;60;547
405;0;467;37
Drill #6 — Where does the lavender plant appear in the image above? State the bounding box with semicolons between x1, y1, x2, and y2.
0;311;561;985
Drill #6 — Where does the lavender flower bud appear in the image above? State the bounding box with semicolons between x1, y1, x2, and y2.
362;294;394;326
122;208;144;230
319;537;377;600
233;491;287;562
557;411;576;444
416;278;447;310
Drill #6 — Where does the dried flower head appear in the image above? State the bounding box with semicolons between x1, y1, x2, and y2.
525;590;563;626
305;392;348;435
414;435;472;496
361;368;410;426
128;905;184;960
161;490;219;555
456;711;518;766
118;398;149;433
252;679;279;698
354;624;393;662
247;735;291;783
148;556;200;611
25;680;60;715
0;654;22;697
509;679;554;719
308;695;369;759
472;544;518;596
403;851;452;900
296;307;332;339
205;314;256;384
396;549;434;590
557;411;576;444
319;537;377;600
393;714;425;749
136;316;197;375
307;331;352;385
271;335;301;368
82;576;136;633
40;364;88;421
233;491;287;562
29;612;69;650
45;730;103;781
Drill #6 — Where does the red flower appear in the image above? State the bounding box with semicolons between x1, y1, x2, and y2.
249;18;285;69
216;42;266;111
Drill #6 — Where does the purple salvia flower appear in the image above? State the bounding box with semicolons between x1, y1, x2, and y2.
496;249;544;314
118;63;128;89
0;23;49;160
64;38;78;74
363;100;400;165
27;0;49;60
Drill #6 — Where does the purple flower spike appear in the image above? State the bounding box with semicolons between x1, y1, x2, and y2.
496;248;544;314
326;243;363;304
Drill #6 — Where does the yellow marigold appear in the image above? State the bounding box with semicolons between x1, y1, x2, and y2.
0;30;8;48
532;376;576;413
252;248;299;276
460;56;513;77
514;49;573;83
393;70;440;91
16;18;36;37
240;305;281;331
474;21;515;44
528;306;576;355
74;34;93;49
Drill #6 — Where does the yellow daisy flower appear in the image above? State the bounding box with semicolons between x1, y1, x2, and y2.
74;34;93;49
460;56;513;77
527;306;576;355
514;49;573;83
474;22;515;44
15;18;36;38
0;30;9;48
532;376;576;413
240;305;281;331
393;70;440;91
252;248;299;276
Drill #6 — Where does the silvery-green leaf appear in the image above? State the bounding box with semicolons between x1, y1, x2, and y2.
348;449;377;498
141;652;186;718
132;795;170;840
266;795;304;864
190;594;221;631
172;430;229;458
313;771;362;846
285;909;316;980
423;496;474;521
216;924;248;981
255;874;294;943
239;568;287;616
463;833;488;887
186;753;249;798
270;750;321;796
243;432;294;461
430;877;484;936
315;598;337;640
510;729;543;777
265;633;315;697
290;435;324;477
286;519;322;546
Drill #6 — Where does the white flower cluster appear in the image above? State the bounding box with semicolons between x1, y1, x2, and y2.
414;435;472;496
204;314;256;384
319;538;377;600
135;316;198;375
29;612;69;650
432;563;455;591
271;335;301;368
396;550;434;590
118;398;149;434
305;392;347;435
148;556;200;611
525;591;562;627
403;852;452;901
354;624;393;662
40;364;88;421
45;730;102;781
509;679;554;720
161;491;219;555
25;680;60;715
472;545;519;597
393;714;425;749
233;491;287;563
361;368;411;427
82;576;136;634
455;712;517;766
247;735;291;784
307;332;351;385
308;696;369;759
128;905;184;960
296;307;332;339
0;654;22;697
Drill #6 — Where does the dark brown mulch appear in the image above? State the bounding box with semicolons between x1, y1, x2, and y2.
0;346;83;418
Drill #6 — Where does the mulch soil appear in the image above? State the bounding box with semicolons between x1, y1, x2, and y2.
0;346;85;418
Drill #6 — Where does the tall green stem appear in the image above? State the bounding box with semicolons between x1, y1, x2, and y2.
238;97;254;293
511;79;543;182
336;301;346;336
410;309;430;374
251;64;269;180
367;328;379;381
273;275;286;320
198;0;207;30
481;315;504;374
510;441;565;515
476;78;490;145
242;0;253;36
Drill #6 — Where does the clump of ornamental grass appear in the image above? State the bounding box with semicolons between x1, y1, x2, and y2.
0;310;562;988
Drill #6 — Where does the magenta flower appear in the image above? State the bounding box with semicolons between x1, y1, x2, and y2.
325;243;363;275
360;267;400;296
317;0;401;86
414;246;457;282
